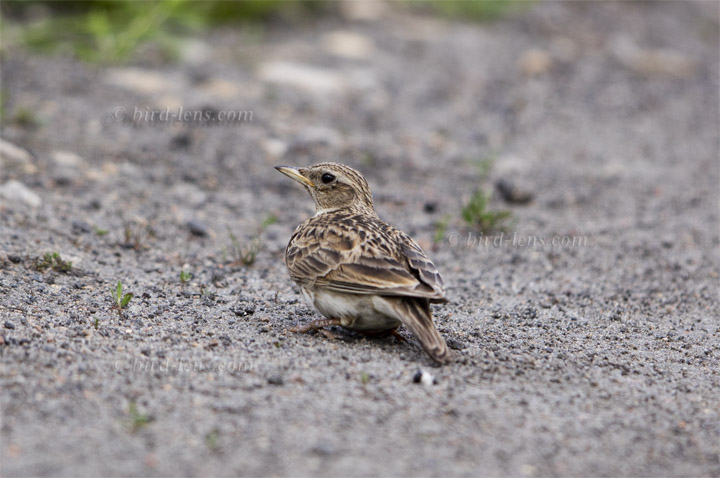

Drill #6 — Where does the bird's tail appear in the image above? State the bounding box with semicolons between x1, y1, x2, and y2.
394;298;451;365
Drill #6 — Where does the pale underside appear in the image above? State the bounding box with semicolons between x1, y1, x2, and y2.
301;287;402;332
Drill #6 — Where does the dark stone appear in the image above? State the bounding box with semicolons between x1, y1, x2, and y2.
311;443;335;456
423;201;437;213
495;179;533;205
187;219;209;237
72;220;92;234
171;133;192;150
233;304;255;316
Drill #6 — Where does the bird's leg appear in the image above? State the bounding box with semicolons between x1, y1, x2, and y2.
289;319;342;339
389;328;407;343
361;327;407;344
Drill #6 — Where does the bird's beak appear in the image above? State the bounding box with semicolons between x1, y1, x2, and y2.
275;166;314;188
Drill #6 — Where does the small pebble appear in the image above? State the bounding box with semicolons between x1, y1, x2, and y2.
267;375;284;386
233;305;255;316
412;369;436;386
72;219;92;234
4;321;15;330
311;442;335;456
186;219;209;237
8;254;22;263
495;179;533;205
171;133;192;150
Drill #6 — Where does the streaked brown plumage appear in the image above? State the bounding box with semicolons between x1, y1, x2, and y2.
275;162;451;364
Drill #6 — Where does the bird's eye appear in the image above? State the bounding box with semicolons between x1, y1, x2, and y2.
321;173;335;184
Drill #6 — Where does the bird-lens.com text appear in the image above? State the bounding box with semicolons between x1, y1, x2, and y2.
447;231;588;249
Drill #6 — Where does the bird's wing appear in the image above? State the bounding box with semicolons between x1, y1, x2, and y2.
286;216;447;301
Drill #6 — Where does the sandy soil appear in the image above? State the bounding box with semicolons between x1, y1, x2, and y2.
1;2;719;477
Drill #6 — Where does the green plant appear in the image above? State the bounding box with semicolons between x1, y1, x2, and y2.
93;226;109;236
461;189;512;233
200;286;217;301
261;214;277;229
360;372;370;385
179;270;192;284
224;213;279;265
227;228;261;266
412;0;529;22
122;220;154;250
433;214;452;245
205;428;220;451
14;0;325;64
113;280;133;316
473;156;495;179
12;107;41;128
22;1;187;63
93;317;100;330
36;252;72;273
127;400;150;432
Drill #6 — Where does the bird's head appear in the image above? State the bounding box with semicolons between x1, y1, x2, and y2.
275;162;376;216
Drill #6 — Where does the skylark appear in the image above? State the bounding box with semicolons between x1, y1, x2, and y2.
275;162;451;364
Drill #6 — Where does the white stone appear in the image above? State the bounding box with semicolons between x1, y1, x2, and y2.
179;39;213;65
323;31;375;59
0;180;42;208
105;68;183;94
51;151;85;167
171;183;207;207
0;139;37;173
263;138;288;159
519;48;553;76
0;139;33;164
338;0;386;21
612;36;696;78
258;61;346;94
198;78;243;99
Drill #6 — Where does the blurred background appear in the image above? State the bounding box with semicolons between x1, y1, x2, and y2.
1;1;527;67
1;2;718;477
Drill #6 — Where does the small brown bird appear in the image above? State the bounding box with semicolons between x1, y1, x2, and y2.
275;162;451;364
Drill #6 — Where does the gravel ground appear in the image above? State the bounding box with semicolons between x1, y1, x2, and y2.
1;2;719;477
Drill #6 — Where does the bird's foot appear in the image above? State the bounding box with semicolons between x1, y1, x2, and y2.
389;328;407;344
361;327;407;344
289;319;342;339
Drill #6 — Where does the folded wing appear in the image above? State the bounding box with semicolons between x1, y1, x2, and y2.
286;217;447;302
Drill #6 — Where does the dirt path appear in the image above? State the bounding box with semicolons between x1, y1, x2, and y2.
1;2;718;476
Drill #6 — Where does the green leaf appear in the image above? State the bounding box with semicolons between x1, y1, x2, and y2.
120;293;133;308
116;281;123;303
261;214;278;229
